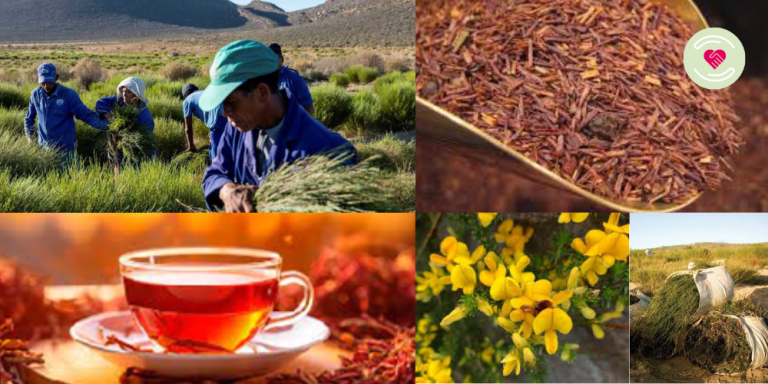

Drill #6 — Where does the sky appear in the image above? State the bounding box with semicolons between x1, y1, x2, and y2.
229;0;326;12
631;213;768;249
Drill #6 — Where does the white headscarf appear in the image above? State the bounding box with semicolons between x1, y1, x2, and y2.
117;77;149;105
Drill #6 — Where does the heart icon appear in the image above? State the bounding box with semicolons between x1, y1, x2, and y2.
704;49;727;70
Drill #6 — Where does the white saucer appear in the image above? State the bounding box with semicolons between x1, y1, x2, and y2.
70;311;329;380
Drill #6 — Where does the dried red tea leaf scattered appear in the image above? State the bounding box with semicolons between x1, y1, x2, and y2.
417;0;743;204
104;335;152;354
0;319;45;384
268;317;415;384
0;257;107;342
276;244;415;344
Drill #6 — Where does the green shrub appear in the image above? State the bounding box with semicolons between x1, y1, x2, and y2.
153;117;187;162
384;58;410;73
358;67;379;84
73;58;103;90
344;65;365;83
303;70;328;83
0;160;204;212
373;71;414;95
355;134;415;172
0;107;26;136
329;73;350;88
310;84;354;130
75;120;106;162
0;131;62;178
160;61;198;81
378;81;415;132
193;119;210;145
0;83;27;110
148;94;185;122
356;52;386;74
381;171;415;212
146;81;185;100
170;146;210;173
347;90;384;136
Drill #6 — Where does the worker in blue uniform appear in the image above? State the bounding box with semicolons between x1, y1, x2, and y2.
269;43;314;116
24;63;108;168
181;83;227;161
200;40;356;212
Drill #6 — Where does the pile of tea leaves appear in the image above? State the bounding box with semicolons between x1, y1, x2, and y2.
416;0;742;204
630;274;699;358
683;300;766;374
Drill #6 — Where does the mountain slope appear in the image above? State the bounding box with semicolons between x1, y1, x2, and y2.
0;0;415;46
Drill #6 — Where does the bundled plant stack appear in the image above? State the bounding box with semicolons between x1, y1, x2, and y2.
251;154;396;213
98;105;156;172
630;274;700;358
683;300;767;374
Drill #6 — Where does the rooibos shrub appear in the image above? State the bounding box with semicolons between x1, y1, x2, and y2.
73;58;103;90
378;81;415;132
160;61;198;81
311;84;353;130
329;73;350;88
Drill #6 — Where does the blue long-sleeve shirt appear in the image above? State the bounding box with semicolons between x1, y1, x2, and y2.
202;95;356;211
183;90;227;132
24;84;107;153
279;66;313;107
95;96;155;135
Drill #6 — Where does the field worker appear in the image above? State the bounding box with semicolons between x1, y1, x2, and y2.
269;43;314;116
181;83;227;161
200;40;356;213
96;77;154;135
24;63;108;167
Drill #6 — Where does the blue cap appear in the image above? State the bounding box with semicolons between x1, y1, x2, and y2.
38;63;57;84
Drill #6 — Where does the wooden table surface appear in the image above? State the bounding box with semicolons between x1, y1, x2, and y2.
27;285;345;384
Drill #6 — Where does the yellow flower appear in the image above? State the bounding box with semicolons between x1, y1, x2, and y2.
480;347;495;363
533;306;573;354
450;263;476;294
479;253;504;287
508;280;568;338
558;213;589;223
592;324;605;339
495;219;514;243
417;316;439;346
501;333;535;376
478;213;497;227
505;225;534;253
440;304;470;328
603;212;629;234
430;236;470;270
571;229;629;286
578;304;596;320
416;266;447;302
507;252;535;284
567;267;580;290
416;357;453;383
477;297;495;317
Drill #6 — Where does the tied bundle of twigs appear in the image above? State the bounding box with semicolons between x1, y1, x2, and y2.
630;274;699;358
252;153;396;213
98;105;155;174
683;300;766;374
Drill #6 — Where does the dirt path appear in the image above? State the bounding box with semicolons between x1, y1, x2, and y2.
631;355;768;383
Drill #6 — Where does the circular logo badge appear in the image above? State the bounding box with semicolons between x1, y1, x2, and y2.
684;28;745;90
56;99;64;106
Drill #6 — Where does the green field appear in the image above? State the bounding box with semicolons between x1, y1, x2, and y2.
0;48;415;212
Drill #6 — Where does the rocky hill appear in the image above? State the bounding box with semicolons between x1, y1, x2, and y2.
0;0;414;46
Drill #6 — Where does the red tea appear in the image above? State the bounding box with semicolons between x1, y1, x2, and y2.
123;269;279;352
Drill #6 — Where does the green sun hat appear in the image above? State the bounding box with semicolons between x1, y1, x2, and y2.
200;40;279;112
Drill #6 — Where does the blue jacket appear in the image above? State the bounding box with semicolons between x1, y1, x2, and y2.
183;90;227;132
279;66;313;107
95;96;155;135
202;95;356;211
24;84;107;152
